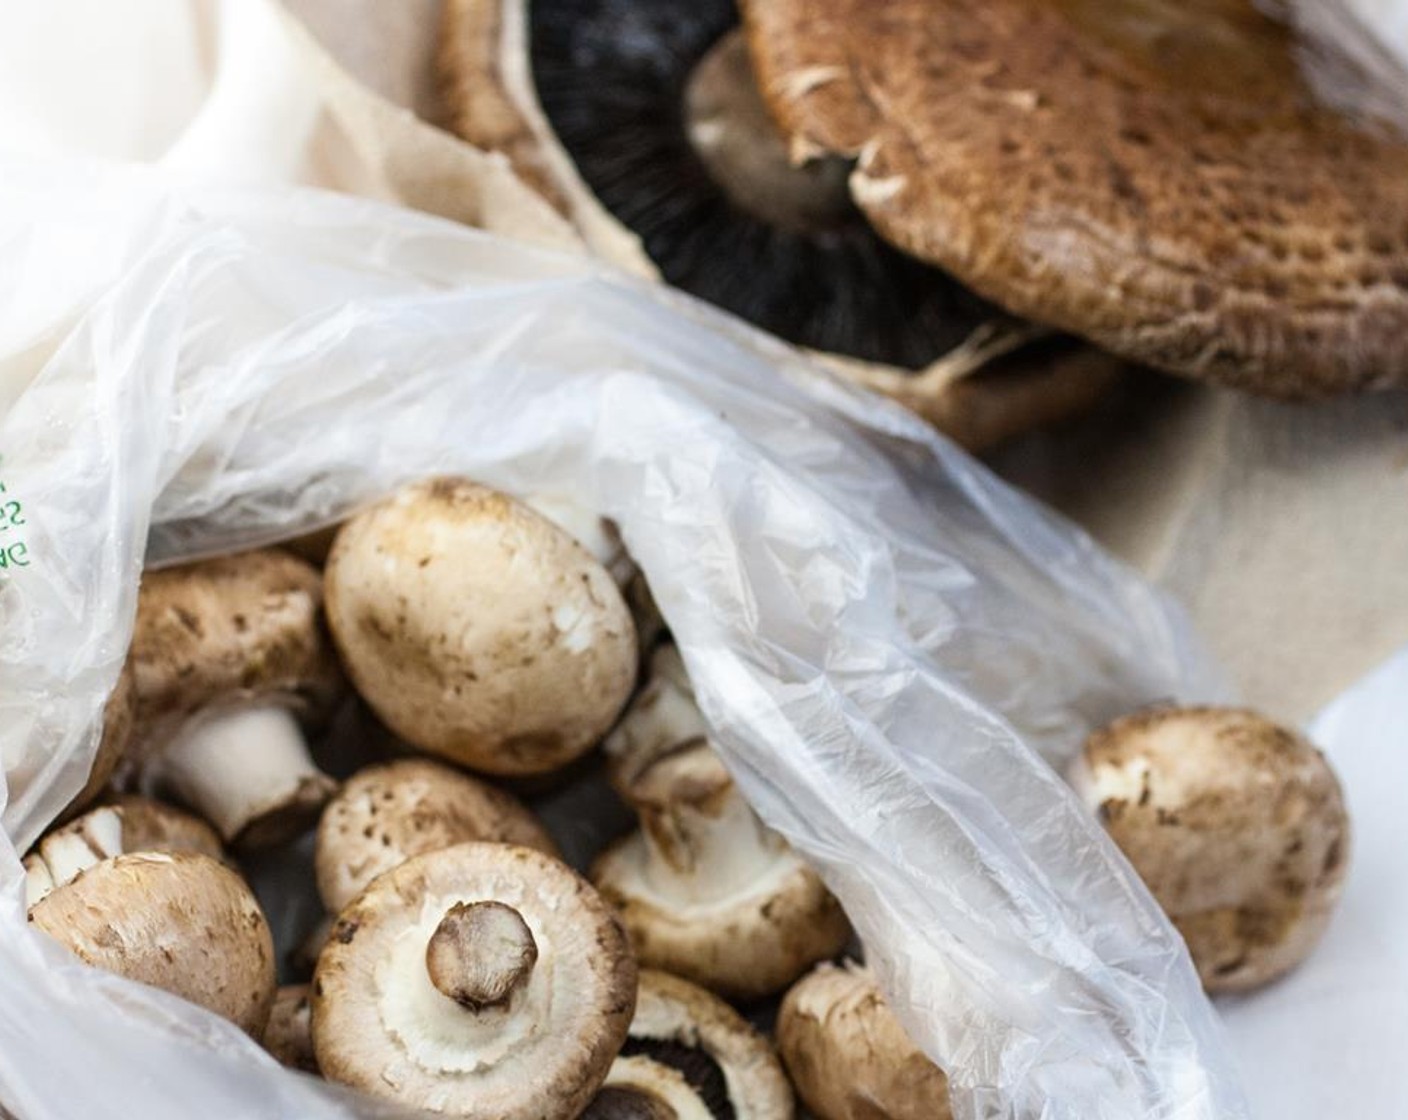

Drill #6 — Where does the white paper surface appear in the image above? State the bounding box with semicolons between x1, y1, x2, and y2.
1219;644;1408;1117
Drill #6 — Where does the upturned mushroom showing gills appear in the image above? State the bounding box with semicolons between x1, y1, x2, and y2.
742;0;1408;396
777;962;951;1120
324;478;638;777
438;0;1121;450
311;842;637;1119
593;737;849;1001
129;549;345;849
27;851;276;1036
315;758;559;914
585;969;793;1120
1072;706;1350;992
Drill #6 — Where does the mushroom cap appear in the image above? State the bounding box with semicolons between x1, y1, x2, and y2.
28;851;276;1036
741;0;1408;397
617;970;793;1120
264;984;319;1073
130;549;344;744
62;660;137;820
439;0;1118;448
324;478;638;776
777;962;950;1120
1077;705;1350;991
592;744;849;1001
315;758;559;913
312;842;637;1119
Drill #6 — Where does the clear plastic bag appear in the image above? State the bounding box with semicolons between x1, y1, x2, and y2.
0;158;1245;1120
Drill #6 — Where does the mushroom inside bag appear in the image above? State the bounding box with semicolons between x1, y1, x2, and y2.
0;163;1244;1120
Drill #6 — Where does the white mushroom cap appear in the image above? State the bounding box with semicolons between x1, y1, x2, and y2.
315;758;559;913
312;842;637;1119
592;740;849;1001
324;478;638;776
28;851;276;1036
130;549;344;848
596;970;793;1120
263;984;318;1073
1074;705;1350;992
777;962;950;1120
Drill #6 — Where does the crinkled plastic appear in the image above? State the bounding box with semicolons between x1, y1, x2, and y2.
0;158;1246;1120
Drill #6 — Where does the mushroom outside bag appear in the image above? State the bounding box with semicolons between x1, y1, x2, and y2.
0;160;1246;1120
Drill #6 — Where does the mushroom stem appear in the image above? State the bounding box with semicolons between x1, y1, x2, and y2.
146;705;337;848
630;742;786;904
427;901;539;1012
24;807;123;905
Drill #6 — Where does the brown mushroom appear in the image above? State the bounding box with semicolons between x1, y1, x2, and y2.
593;739;849;1001
324;478;637;777
777;962;951;1120
25;797;225;907
312;842;637;1119
129;550;344;848
742;0;1408;396
587;970;793;1120
314;758;558;914
1073;705;1350;991
264;984;319;1073
439;1;1120;450
28;851;276;1036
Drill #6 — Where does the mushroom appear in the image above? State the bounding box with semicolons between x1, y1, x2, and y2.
604;644;710;791
264;984;319;1073
130;549;345;849
311;842;637;1119
777;962;951;1120
521;492;635;588
28;851;276;1036
586;969;793;1120
592;738;849;1001
439;1;1120;450
315;758;559;915
58;659;137;821
323;478;638;777
742;0;1408;396
24;797;225;907
1072;705;1350;991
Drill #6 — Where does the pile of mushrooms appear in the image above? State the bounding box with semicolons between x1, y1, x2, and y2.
21;476;1352;1118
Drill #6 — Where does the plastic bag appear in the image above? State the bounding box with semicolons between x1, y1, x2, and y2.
0;157;1244;1120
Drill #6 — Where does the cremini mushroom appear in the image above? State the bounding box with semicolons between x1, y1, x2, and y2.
593;737;849;1001
24;797;225;907
440;1;1121;450
315;758;558;915
777;962;951;1120
1073;705;1350;991
28;851;276;1036
586;969;793;1120
324;478;637;777
742;0;1408;396
130;549;344;848
264;984;319;1073
312;842;637;1119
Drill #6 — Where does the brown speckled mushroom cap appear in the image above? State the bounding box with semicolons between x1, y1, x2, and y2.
263;984;319;1074
316;759;559;913
741;0;1408;396
599;970;794;1120
777;961;950;1120
592;740;849;1001
312;842;637;1120
1074;705;1350;991
27;851;276;1036
324;478;638;777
